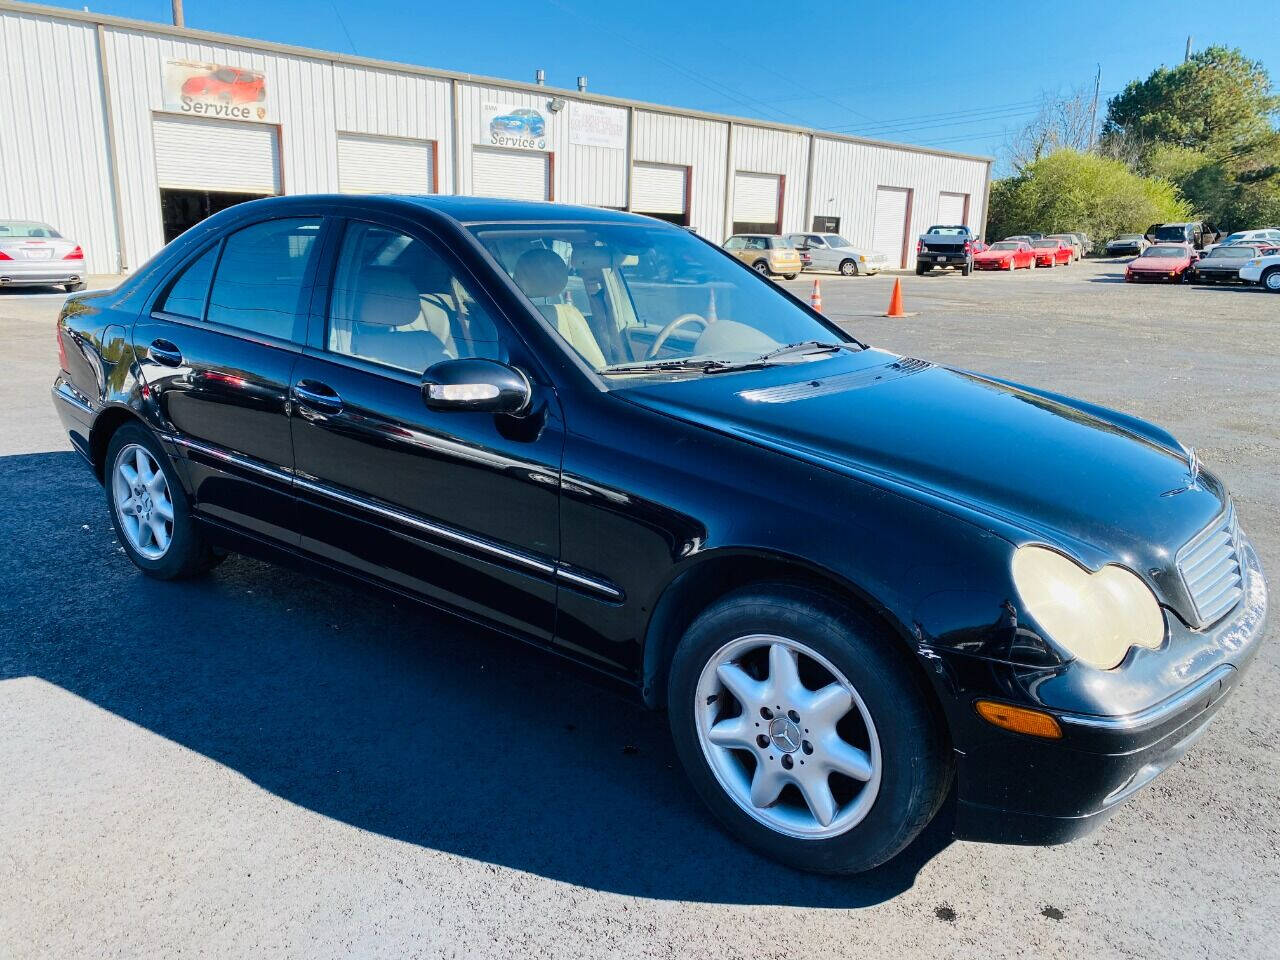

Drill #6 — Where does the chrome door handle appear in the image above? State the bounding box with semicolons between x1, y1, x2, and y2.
149;339;183;366
293;380;343;412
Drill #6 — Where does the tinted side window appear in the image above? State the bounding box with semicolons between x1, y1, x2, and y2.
723;237;744;250
327;221;501;374
206;218;321;341
156;244;218;318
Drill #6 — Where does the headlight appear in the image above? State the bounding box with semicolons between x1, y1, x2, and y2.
1011;545;1165;669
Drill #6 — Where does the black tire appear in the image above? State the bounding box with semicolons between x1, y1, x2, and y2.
783;273;798;280
64;280;87;292
1262;267;1280;293
915;264;927;275
839;259;858;277
667;583;950;875
104;422;222;580
752;260;770;275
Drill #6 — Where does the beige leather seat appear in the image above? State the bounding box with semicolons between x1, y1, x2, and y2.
350;267;448;373
512;248;607;369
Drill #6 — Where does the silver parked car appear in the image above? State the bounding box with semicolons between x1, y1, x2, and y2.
784;232;887;276
0;220;86;291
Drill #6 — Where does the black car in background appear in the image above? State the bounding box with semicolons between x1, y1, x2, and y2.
52;196;1268;874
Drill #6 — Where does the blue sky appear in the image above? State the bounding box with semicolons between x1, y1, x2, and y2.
43;0;1280;167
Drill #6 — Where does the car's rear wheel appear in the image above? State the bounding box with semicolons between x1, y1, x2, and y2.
1262;267;1280;292
64;280;86;292
839;260;857;277
783;273;798;280
105;423;222;580
668;583;949;874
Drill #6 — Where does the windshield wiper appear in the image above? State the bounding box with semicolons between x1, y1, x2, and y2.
698;339;861;374
602;357;736;375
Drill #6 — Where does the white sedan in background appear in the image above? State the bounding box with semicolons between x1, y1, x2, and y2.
784;232;887;276
1239;251;1280;292
0;220;86;291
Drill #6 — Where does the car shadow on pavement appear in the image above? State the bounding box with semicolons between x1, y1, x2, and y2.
1;451;953;908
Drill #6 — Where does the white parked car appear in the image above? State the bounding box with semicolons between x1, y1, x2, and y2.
0;220;86;291
1203;228;1280;254
784;232;887;276
1238;251;1280;292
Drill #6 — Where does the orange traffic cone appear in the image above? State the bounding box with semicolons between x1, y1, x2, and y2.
884;277;914;318
809;278;823;312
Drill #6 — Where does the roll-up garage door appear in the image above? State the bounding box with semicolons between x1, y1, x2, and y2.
732;171;781;233
152;115;280;193
937;191;968;226
872;186;911;268
632;162;687;216
338;134;435;194
472;147;550;202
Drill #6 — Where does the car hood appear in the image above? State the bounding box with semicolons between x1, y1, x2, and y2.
974;250;1013;259
620;349;1225;569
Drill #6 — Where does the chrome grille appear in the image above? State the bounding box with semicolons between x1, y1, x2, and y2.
1177;506;1244;627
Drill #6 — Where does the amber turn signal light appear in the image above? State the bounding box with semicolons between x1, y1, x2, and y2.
974;700;1063;740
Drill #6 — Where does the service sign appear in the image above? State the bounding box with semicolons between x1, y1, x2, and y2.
162;59;270;122
481;102;548;150
569;101;626;150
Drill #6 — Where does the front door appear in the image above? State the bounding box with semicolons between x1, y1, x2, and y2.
134;215;324;543
289;217;563;640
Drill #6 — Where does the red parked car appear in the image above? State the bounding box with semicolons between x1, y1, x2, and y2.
973;240;1036;271
1125;243;1197;283
182;67;266;104
1029;238;1073;268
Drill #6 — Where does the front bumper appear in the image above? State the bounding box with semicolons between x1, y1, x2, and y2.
1193;268;1244;282
952;539;1267;845
1126;269;1183;282
0;258;83;286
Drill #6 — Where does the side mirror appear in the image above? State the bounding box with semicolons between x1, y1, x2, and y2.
421;357;531;415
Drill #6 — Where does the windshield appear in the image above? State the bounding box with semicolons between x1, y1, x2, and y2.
1031;240;1059;249
990;242;1021;251
1206;246;1254;259
1153;225;1189;242
1114;235;1141;241
469;222;854;376
1142;246;1187;259
0;221;61;238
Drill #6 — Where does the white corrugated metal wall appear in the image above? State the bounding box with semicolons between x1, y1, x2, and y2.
809;137;989;269
730;125;809;236
633;111;728;239
0;11;119;273
0;4;990;276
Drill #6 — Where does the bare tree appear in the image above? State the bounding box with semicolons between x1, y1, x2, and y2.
1006;87;1097;173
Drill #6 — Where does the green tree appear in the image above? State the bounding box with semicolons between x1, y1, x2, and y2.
1102;46;1279;156
986;149;1192;245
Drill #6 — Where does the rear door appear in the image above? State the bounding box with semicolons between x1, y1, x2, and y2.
288;215;563;640
134;215;324;543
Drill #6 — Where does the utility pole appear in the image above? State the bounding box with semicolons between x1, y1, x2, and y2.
171;0;184;27
1088;63;1101;151
1185;36;1192;62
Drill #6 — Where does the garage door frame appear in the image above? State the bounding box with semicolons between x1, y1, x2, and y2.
937;190;970;227
873;184;914;269
630;161;691;224
151;111;283;194
471;146;554;203
337;130;439;195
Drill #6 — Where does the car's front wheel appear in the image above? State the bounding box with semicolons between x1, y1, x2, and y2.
105;423;222;579
668;584;949;874
839;260;857;277
1262;267;1280;293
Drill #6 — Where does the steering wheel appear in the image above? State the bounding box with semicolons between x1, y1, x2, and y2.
645;313;709;360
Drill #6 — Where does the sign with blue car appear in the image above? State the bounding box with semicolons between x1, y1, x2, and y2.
482;103;548;150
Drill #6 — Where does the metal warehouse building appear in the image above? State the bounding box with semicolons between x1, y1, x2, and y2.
0;0;991;277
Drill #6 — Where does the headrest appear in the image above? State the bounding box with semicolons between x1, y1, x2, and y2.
514;248;569;299
353;267;422;328
396;241;456;297
571;245;615;271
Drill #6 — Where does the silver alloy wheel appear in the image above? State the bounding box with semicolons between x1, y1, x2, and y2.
1265;270;1280;292
112;443;174;560
694;634;882;839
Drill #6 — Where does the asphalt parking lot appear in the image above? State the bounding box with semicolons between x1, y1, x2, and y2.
2;259;1277;958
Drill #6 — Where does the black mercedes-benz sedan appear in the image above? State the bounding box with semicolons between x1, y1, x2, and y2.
52;196;1268;874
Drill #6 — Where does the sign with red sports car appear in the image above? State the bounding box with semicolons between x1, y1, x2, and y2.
162;59;270;122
